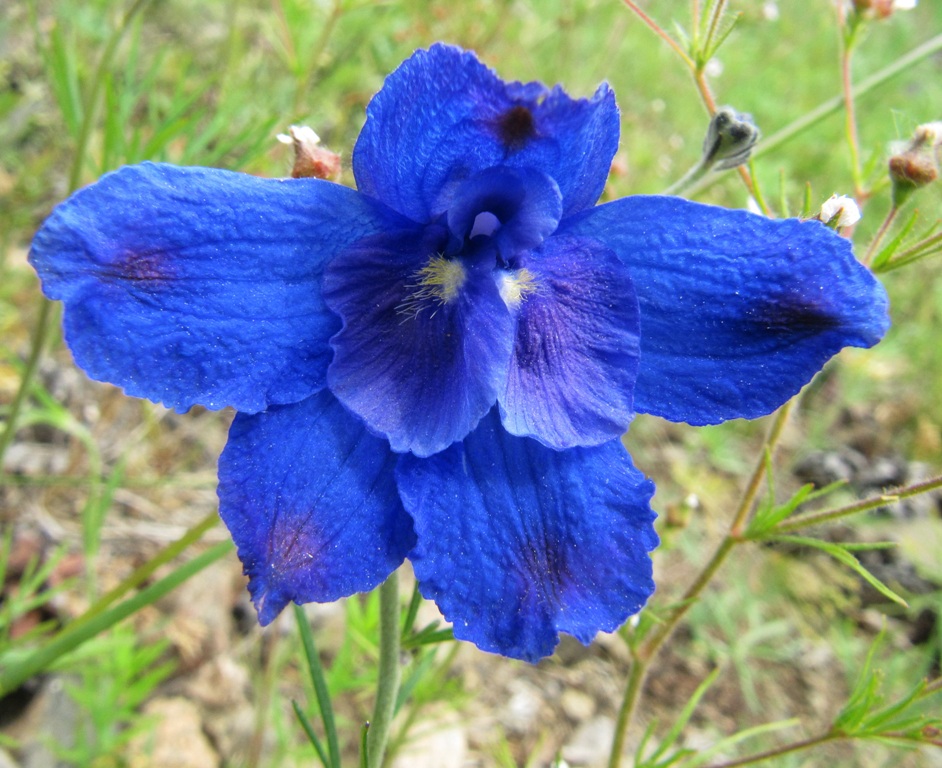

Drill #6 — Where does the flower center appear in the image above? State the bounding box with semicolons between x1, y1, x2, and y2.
470;211;501;239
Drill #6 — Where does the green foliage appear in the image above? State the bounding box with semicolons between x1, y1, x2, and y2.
833;630;942;748
49;626;175;767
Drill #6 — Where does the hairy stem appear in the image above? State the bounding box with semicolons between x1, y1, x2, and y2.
607;654;647;768
367;571;401;768
620;0;695;67
775;473;942;534
862;204;900;267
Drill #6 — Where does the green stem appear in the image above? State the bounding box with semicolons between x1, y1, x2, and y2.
838;7;864;197
621;0;695;67
366;571;401;768
702;731;838;768
607;403;793;768
862;204;899;267
762;33;942;160
663;157;711;196
774;473;942;534
607;656;647;768
70;510;219;633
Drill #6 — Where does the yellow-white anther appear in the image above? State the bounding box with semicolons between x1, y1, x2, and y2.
499;268;537;310
397;255;467;320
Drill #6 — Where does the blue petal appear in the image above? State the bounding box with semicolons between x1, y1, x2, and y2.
563;196;890;425
353;44;619;223
217;391;415;625
323;227;514;457
29;163;407;413
398;410;658;662
499;234;640;448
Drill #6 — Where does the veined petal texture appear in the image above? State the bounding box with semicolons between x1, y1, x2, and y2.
218;391;415;625
563;196;890;425
499;234;640;449
29;163;407;413
398;410;658;662
353;43;619;222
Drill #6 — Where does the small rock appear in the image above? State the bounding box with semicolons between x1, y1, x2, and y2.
560;689;596;723
793;449;867;488
127;697;218;768
561;716;614;767
501;679;544;735
391;710;467;768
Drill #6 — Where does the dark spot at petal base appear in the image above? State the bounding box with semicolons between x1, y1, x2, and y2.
753;296;841;333
496;105;537;151
108;250;169;283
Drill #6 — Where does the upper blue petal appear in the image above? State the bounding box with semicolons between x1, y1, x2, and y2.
323;226;514;457
562;196;890;425
353;43;619;223
499;233;640;449
218;391;415;625
29;162;408;413
398;409;658;662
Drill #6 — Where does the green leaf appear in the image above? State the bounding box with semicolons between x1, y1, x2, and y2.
774;535;908;607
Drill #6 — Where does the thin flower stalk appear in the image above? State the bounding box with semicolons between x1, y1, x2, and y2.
701;732;839;768
774;473;942;534
620;0;694;67
608;402;794;767
838;4;866;199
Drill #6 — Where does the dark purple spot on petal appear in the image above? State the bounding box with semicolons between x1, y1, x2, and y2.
110;250;169;283
495;105;538;151
518;533;570;603
752;296;841;333
269;511;325;577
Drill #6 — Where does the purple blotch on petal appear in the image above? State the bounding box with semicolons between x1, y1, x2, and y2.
494;104;539;151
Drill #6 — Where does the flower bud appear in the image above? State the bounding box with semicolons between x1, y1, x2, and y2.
819;194;862;229
277;125;342;181
702;107;760;171
888;121;941;207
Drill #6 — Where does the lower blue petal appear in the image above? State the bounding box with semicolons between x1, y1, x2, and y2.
397;410;658;662
499;234;640;449
217;391;415;625
562;196;890;425
324;227;514;457
29;163;407;413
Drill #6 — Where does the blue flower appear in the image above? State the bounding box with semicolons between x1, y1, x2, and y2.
29;44;889;661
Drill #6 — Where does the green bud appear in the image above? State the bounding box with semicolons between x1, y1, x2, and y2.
702;107;760;171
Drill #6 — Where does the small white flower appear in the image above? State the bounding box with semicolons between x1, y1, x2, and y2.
820;194;862;228
277;124;321;146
